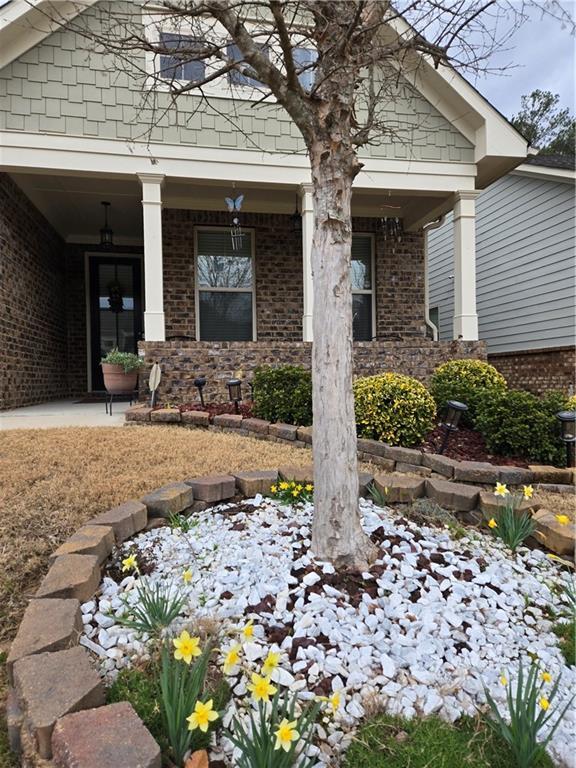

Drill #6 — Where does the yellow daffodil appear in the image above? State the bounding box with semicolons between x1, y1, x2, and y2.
305;484;313;492
186;699;219;732
290;481;296;487
262;650;281;676
182;568;193;584
539;697;550;711
488;518;498;529
292;489;299;497
121;554;138;572
247;672;277;702
541;671;552;684
384;487;389;496
270;485;277;494
222;643;242;675
555;514;570;526
494;482;509;498
296;484;303;492
279;482;289;490
328;691;341;714
274;718;299;752
241;619;254;640
523;485;534;500
173;630;202;664
499;675;508;686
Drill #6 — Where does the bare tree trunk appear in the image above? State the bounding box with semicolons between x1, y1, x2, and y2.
309;141;377;570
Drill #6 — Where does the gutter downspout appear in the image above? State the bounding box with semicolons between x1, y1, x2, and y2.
422;215;446;341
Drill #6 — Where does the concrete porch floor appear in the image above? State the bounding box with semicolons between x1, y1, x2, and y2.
0;398;131;430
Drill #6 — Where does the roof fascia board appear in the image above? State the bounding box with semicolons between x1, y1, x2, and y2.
0;0;99;70
512;164;576;183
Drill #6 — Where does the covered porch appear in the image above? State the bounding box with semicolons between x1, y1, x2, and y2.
1;153;484;408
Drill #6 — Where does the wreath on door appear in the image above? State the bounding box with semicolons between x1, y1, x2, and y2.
107;280;124;313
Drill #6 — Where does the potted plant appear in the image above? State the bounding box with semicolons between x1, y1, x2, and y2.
101;348;144;393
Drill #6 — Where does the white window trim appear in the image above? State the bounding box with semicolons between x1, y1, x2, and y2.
142;11;315;103
194;226;257;342
352;232;377;341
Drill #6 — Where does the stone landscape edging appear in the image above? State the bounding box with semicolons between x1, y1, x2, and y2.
7;459;575;766
126;404;576;491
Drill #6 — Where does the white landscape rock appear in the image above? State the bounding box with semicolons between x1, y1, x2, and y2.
80;496;576;768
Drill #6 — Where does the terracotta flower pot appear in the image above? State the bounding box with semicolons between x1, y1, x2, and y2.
102;363;138;394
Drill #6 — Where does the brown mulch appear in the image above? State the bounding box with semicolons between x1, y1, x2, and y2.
420;424;529;467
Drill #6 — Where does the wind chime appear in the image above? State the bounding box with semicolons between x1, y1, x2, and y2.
225;189;245;250
380;196;403;255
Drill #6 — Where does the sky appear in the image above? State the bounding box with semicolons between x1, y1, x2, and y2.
471;2;575;119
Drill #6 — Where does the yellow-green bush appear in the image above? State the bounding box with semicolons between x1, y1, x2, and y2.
429;359;507;427
354;373;436;447
565;394;576;411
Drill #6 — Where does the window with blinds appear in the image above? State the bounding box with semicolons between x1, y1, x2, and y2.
351;234;374;341
196;229;254;341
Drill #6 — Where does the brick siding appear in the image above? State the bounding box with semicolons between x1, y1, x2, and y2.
139;339;486;404
0;173;68;410
162;210;426;342
489;347;576;396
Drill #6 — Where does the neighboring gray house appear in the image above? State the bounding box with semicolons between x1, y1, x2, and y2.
427;154;576;395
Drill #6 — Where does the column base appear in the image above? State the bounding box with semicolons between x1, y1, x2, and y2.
453;314;479;341
302;314;313;342
144;312;166;342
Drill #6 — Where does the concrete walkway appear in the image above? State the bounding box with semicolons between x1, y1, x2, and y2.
0;399;130;430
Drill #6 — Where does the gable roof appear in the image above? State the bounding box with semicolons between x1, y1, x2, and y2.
526;154;576;171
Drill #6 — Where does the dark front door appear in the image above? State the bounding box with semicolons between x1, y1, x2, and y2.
89;255;143;391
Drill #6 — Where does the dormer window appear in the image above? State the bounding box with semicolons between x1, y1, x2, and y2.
159;33;206;82
293;46;317;91
227;42;269;87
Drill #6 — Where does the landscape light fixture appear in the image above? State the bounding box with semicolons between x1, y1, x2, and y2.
227;378;242;413
194;376;207;409
438;400;468;455
99;201;114;248
557;410;576;468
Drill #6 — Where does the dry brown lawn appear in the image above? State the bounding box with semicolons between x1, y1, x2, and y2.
0;424;322;645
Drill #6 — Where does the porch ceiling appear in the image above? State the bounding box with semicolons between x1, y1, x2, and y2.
9;171;449;242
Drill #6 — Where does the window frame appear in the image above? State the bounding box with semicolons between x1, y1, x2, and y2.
158;32;207;83
194;226;257;342
351;232;376;342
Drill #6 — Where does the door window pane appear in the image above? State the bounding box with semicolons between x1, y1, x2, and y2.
351;235;372;290
353;294;372;341
199;292;253;341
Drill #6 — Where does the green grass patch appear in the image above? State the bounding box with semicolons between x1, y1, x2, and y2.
553;618;575;667
343;714;554;768
107;661;231;757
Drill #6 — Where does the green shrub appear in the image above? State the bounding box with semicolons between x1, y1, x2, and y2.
476;390;567;465
429;359;507;427
101;348;144;373
354;373;436;447
108;665;167;751
253;365;312;426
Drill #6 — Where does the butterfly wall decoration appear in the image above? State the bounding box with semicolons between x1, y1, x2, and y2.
225;194;245;250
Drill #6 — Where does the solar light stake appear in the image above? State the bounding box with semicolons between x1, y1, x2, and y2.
438;400;468;455
194;376;207;409
227;378;242;414
557;410;576;468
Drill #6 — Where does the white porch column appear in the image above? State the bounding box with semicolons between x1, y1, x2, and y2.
300;183;314;342
138;173;165;342
452;190;480;340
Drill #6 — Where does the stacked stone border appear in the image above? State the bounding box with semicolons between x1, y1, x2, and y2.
7;429;575;766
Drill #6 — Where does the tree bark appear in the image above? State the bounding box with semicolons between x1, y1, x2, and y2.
309;140;377;571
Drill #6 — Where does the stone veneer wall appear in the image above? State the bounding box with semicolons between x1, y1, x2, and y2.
0;173;67;410
139;339;486;403
162;210;426;342
488;347;576;396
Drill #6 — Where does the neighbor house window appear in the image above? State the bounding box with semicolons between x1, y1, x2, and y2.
159;33;206;82
227;42;268;87
351;234;374;341
196;229;255;341
293;47;317;91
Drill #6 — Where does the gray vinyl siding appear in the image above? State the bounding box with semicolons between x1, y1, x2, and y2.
0;2;474;162
428;173;576;353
